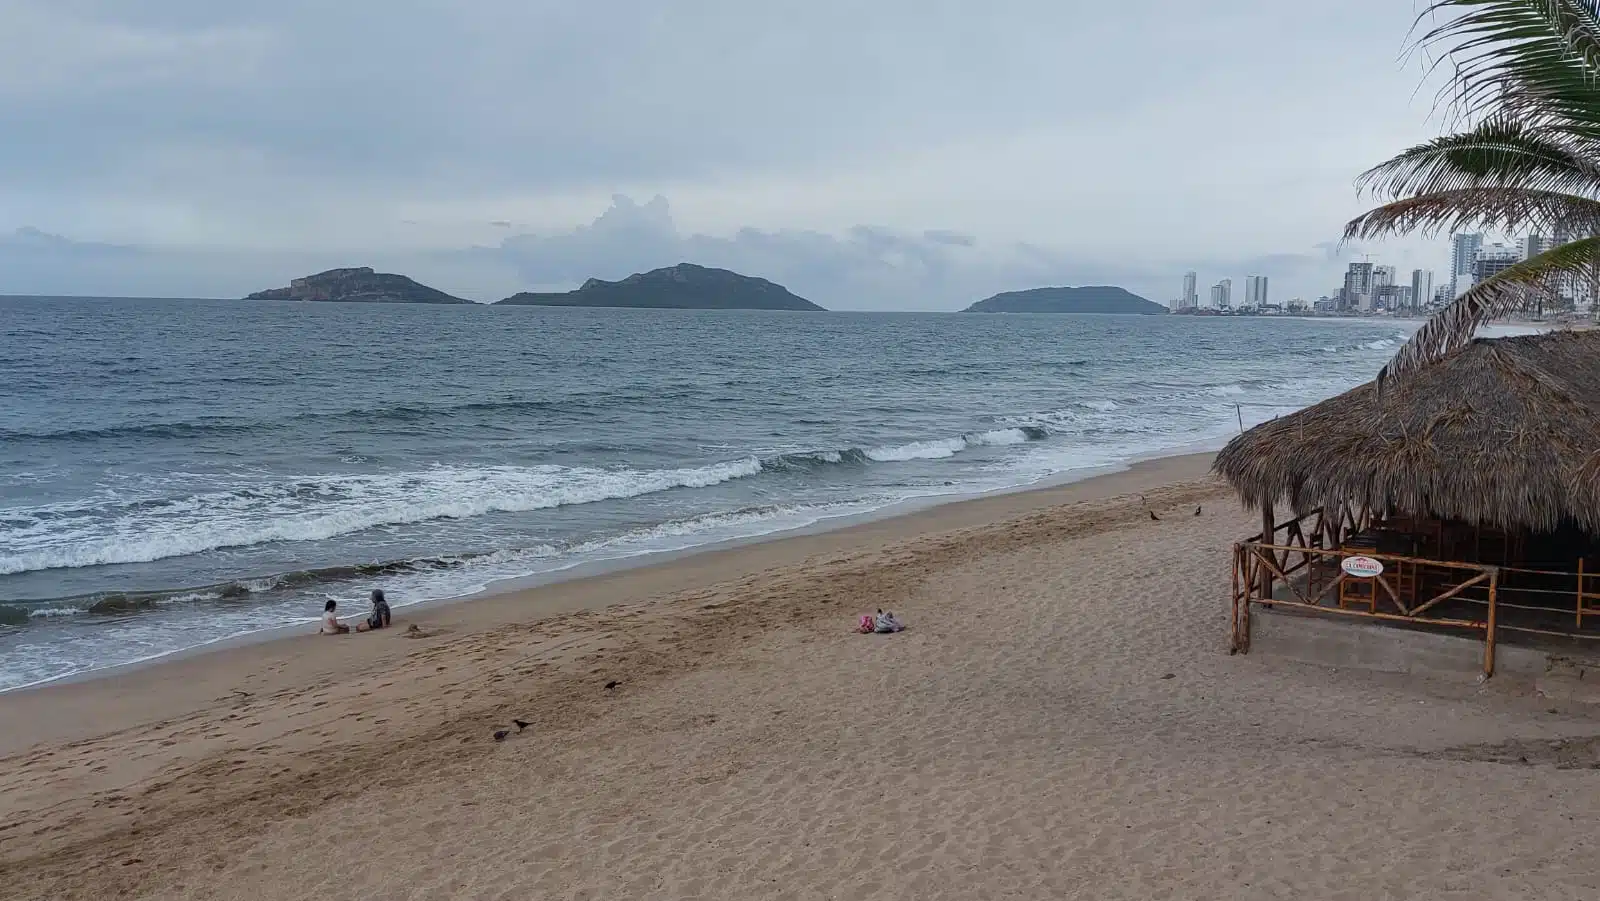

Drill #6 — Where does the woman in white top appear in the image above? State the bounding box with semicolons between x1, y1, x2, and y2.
320;599;349;635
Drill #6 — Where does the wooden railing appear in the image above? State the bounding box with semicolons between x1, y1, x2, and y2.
1231;528;1501;677
1232;510;1600;677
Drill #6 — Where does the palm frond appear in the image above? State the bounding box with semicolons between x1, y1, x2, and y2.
1386;235;1600;378
1344;186;1600;239
1418;0;1600;129
1356;116;1600;198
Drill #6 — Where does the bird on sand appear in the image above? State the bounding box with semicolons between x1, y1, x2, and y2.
1148;510;1160;522
493;729;510;742
1194;505;1202;516
604;680;620;691
513;719;531;732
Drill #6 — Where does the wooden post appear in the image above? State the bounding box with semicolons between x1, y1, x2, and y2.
1240;554;1253;654
1579;558;1585;631
1230;545;1242;653
1484;568;1499;679
1260;507;1276;600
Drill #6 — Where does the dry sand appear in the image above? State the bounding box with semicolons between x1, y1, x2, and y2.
2;452;1598;900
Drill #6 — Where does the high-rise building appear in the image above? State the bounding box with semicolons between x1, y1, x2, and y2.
1474;244;1519;283
1210;278;1232;310
1181;271;1198;310
1451;233;1484;297
1410;269;1434;312
1522;233;1555;260
1372;265;1397;309
1344;261;1374;311
1244;275;1269;308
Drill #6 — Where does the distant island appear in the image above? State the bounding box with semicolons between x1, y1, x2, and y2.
246;267;472;304
962;286;1166;315
496;263;825;311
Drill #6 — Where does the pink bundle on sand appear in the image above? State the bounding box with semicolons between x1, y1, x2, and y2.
856;610;904;634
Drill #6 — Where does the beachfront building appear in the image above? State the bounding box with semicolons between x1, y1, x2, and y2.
1451;232;1483;298
1217;330;1600;676
1245;275;1268;309
1211;279;1232;310
1181;271;1199;311
1409;269;1433;314
1473;244;1519;283
1342;262;1373;311
1522;233;1555;260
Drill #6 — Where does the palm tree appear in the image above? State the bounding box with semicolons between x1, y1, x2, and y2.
1344;0;1600;379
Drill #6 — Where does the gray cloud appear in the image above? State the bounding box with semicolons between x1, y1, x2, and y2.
0;0;1454;302
2;198;1382;310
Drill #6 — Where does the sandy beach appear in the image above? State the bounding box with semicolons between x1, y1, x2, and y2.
3;452;1598;900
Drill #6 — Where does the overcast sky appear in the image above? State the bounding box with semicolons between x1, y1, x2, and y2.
0;0;1467;308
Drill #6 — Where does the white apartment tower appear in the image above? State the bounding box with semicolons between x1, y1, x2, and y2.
1244;275;1269;308
1451;233;1484;297
1522;233;1555;260
1409;269;1433;312
1181;271;1198;310
1211;278;1232;310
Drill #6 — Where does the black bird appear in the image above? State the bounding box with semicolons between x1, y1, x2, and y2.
493;729;510;742
604;680;619;690
1194;505;1202;517
1148;510;1160;522
513;719;531;732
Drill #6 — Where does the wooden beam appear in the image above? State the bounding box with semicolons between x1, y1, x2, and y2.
1374;573;1409;615
1251;546;1307;604
1253;598;1485;630
1408;572;1490;618
1310;571;1347;607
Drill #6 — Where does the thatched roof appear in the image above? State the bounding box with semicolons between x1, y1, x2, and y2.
1214;329;1600;534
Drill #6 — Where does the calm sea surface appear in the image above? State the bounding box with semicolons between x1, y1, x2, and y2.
0;297;1414;689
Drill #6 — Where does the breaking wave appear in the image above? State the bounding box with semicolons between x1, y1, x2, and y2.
0;458;765;575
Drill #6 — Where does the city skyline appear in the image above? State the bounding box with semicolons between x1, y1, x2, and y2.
1171;227;1579;316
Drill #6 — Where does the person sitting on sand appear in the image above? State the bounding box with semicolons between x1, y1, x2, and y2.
356;589;392;632
320;599;350;635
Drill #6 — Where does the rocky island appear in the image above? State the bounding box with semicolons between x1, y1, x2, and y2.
245;267;473;304
496;263;825;311
963;286;1165;315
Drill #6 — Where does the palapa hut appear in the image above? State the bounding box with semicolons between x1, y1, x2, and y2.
1215;329;1600;674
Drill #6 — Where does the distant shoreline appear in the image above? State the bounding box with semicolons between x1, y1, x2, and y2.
1;294;1577;330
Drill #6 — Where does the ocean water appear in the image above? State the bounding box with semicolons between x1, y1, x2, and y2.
0;297;1415;690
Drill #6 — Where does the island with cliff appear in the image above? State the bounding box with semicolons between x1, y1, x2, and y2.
246;267;473;304
496;264;825;311
962;286;1166;315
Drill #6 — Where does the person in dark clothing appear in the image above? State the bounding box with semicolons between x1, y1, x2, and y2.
357;589;392;632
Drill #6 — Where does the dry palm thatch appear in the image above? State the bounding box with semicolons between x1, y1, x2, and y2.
1345;1;1600;380
1214;329;1600;534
